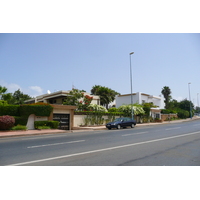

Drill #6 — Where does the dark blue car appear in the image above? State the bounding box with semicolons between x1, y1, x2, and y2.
106;117;136;130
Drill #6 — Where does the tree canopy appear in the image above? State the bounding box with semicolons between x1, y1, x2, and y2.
91;85;120;109
63;88;93;111
0;86;32;105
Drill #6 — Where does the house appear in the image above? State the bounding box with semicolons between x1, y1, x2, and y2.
115;92;165;109
115;92;165;120
25;90;100;130
25;90;100;105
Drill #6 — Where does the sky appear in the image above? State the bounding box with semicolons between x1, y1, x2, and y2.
1;33;200;105
1;0;200;196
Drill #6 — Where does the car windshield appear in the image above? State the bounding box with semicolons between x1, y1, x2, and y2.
113;118;123;122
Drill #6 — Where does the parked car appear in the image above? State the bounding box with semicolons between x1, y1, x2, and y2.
106;117;136;130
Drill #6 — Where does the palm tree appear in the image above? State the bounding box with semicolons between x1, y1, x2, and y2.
161;86;172;109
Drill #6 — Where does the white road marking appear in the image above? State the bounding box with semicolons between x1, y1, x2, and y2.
122;132;148;136
27;140;85;148
8;131;200;166
165;127;181;131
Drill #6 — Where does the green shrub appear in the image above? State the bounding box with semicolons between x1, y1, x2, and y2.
0;115;15;130
14;116;28;126
177;109;189;119
11;125;27;130
0;105;20;116
19;104;53;117
34;121;59;129
108;107;118;112
161;109;177;114
0;100;8;106
37;126;51;129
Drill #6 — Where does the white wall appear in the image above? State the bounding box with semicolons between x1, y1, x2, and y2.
116;94;138;108
116;92;165;109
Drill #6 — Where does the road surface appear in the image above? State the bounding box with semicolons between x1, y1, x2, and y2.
1;119;200;166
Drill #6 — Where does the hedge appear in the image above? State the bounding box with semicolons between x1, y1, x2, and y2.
34;121;59;129
14;116;29;126
19;104;53;117
0;104;53;117
0;105;20;116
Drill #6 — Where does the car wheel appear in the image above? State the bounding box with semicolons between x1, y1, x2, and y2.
107;128;111;130
131;123;135;128
117;124;121;129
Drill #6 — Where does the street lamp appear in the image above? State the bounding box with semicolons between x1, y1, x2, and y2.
188;83;192;119
130;52;134;119
197;93;199;115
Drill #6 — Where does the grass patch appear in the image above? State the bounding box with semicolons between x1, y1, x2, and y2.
37;126;51;129
11;125;27;130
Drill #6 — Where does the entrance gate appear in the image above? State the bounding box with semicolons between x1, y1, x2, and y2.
53;113;70;130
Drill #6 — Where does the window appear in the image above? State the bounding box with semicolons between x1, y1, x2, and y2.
49;99;57;104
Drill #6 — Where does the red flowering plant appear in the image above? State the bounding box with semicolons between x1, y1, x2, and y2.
78;95;93;111
0;115;15;130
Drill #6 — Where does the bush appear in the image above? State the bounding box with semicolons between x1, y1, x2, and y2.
0;100;8;106
87;104;107;112
19;104;53;117
118;104;145;116
14;116;28;126
0;105;20;116
11;125;27;130
34;121;59;129
37;126;51;129
177;109;189;119
0;115;15;130
161;109;177;114
108;107;118;112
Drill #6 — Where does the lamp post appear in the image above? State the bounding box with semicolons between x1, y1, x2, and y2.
197;93;199;115
188;83;192;119
130;52;134;119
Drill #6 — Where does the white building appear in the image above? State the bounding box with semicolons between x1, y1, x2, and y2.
116;92;165;109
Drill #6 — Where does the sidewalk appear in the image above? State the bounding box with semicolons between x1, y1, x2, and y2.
0;117;199;138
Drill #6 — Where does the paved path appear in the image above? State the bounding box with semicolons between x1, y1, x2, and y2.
0;117;199;138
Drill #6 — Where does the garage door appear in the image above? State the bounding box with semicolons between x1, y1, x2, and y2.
53;113;70;130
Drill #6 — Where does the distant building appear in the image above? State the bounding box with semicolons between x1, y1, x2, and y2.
115;92;165;120
115;92;165;109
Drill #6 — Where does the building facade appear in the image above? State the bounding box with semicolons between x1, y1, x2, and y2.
25;90;100;105
115;92;165;109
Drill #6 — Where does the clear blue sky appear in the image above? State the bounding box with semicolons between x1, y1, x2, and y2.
1;33;200;105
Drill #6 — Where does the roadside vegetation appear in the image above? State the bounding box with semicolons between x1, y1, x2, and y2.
0;84;199;130
161;86;197;119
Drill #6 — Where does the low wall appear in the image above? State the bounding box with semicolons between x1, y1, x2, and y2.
74;115;115;127
161;114;178;121
74;115;140;127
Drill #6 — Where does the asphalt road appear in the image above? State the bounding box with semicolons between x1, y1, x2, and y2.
1;119;200;166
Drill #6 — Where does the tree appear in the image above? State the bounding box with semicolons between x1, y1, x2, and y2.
63;89;84;106
63;89;93;111
168;99;180;110
179;99;194;115
161;86;172;109
0;86;8;99
12;89;32;105
91;85;120;109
